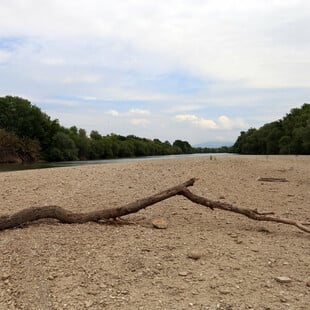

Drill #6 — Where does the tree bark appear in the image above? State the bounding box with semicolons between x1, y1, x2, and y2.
0;178;197;231
0;178;309;233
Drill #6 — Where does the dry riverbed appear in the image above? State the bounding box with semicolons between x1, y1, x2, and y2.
0;155;309;309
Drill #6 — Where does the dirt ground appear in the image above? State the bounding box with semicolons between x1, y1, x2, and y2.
0;155;309;310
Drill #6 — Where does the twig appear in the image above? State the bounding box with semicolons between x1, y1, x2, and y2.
257;177;288;182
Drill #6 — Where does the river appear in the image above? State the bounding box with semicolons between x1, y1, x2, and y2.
0;153;232;173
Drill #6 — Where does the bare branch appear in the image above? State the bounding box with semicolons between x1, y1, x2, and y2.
180;188;310;233
257;177;288;182
0;178;309;233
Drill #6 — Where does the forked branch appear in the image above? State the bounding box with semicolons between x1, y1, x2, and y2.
180;188;310;233
0;178;309;233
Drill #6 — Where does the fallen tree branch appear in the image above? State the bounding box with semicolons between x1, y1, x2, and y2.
0;178;197;231
0;178;309;233
180;188;310;233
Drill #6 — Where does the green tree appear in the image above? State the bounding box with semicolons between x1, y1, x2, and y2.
48;132;78;161
233;103;310;155
173;140;193;154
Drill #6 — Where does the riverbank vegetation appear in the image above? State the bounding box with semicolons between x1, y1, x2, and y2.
232;103;310;154
0;96;229;163
1;96;309;163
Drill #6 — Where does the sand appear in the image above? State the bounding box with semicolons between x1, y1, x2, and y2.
0;155;309;309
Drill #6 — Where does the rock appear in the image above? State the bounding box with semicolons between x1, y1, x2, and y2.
178;271;188;277
151;218;168;229
1;273;10;281
85;300;94;308
219;288;230;295
275;277;292;284
187;250;203;260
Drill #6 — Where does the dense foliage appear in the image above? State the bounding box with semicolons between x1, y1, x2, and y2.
233;103;310;154
0;96;201;163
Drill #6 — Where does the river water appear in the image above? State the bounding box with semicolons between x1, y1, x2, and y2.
0;153;232;173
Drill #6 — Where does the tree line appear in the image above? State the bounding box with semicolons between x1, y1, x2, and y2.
4;96;307;163
232;103;310;154
0;96;226;163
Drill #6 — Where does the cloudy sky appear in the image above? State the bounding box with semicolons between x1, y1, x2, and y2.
0;0;309;145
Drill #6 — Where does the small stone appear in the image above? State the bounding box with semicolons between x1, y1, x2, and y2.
1;273;10;281
219;288;230;295
151;218;168;229
275;277;292;284
264;280;273;288
178;271;188;277
85;300;94;308
187;251;203;260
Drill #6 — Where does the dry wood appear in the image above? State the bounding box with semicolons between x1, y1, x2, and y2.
0;178;197;231
179;188;310;233
257;177;288;182
0;178;309;233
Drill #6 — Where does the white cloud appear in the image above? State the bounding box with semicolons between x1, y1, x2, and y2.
175;114;199;122
0;50;11;63
62;74;100;84
166;104;202;113
176;114;218;129
106;110;120;116
218;115;248;129
129;108;150;115
1;1;309;88
176;114;248;130
130;118;150;126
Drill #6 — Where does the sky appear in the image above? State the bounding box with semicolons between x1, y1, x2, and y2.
0;0;309;146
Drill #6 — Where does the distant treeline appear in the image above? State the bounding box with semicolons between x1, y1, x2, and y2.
0;96;229;163
232;103;310;154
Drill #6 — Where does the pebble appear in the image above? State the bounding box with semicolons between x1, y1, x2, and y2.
151;218;168;229
275;277;292;284
1;273;10;281
219;288;230;295
85;300;94;308
187;251;203;260
178;271;188;277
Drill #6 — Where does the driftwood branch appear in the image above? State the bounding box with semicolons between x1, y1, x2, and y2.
179;188;310;233
0;178;309;233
